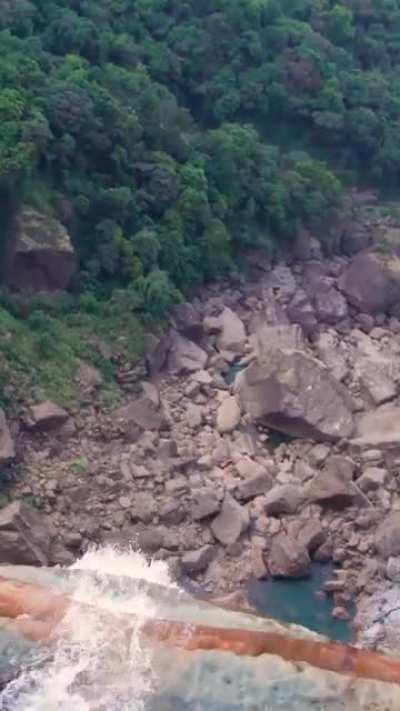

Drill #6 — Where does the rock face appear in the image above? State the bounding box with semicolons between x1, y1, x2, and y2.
167;333;208;374
28;401;69;432
7;207;75;292
211;494;249;546
267;534;311;578
237;349;354;442
0;501;50;565
0;410;15;467
339;252;400;314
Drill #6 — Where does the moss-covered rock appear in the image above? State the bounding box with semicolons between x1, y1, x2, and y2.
7;207;75;293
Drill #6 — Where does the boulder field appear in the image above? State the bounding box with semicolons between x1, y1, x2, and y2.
4;243;400;652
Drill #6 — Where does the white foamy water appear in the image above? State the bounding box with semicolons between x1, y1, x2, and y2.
0;546;177;711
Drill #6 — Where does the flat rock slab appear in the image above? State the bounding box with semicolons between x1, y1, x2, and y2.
352;407;400;448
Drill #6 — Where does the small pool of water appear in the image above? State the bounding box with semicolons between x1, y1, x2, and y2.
247;564;355;643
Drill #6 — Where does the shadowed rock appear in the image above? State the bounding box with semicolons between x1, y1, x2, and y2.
7;207;75;293
237;349;354;442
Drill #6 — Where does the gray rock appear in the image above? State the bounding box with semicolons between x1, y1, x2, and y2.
211;494;249;545
236;472;273;502
287;289;317;335
308;444;331;467
352;407;400;448
308;456;355;508
264;485;306;515
144;331;171;377
168;332;208;374
216;308;246;353
375;514;400;558
339;252;400;314
171;301;203;341
265;265;297;302
355;356;397;406
0;410;15;468
237;349;354;442
159;501;185;525
216;396;241;434
251;324;304;358
268;534;311;579
181;545;215;574
116;399;168;432
357;467;389;493
192;491;222;521
357;313;375;334
137;528;164;552
316;332;349;383
0;501;50;565
314;287;348;325
28;401;69;432
187;403;203;429
386;557;400;583
289;519;325;553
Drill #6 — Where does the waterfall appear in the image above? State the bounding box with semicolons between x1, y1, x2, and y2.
0;546;176;711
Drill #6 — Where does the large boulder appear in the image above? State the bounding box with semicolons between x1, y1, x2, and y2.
339;252;400;314
167;332;208;374
267;534;311;579
210;494;249;546
0;501;50;565
237;349;354;442
7;207;75;293
216;308;246;353
0;410;15;467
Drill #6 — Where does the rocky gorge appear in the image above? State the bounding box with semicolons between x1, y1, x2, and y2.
3;214;400;655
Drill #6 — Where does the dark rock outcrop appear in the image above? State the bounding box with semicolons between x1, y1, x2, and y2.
7;207;75;293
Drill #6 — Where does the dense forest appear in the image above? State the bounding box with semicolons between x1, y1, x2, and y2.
2;0;400;403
